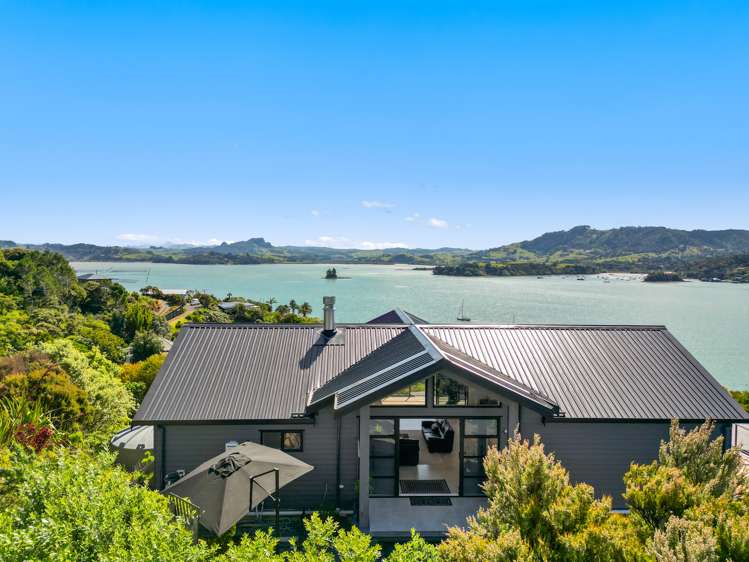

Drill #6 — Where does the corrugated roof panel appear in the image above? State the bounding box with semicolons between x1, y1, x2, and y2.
335;352;437;408
420;325;747;420
310;329;426;404
135;322;748;424
134;324;406;423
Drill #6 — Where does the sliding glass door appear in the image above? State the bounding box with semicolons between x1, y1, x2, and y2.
460;418;499;496
369;418;398;496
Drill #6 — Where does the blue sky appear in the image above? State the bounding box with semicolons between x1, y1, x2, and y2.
1;1;747;250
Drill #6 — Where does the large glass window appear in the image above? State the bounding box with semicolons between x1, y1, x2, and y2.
462;418;499;496
434;374;503;407
369;418;397;496
372;381;427;406
434;374;468;406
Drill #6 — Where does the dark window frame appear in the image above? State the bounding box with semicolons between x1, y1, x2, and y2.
371;381;428;408
260;430;304;452
459;416;500;497
369;416;399;497
433;373;469;407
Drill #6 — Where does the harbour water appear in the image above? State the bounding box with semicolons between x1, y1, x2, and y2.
72;262;749;389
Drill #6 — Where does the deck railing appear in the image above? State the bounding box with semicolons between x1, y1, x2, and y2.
166;493;202;542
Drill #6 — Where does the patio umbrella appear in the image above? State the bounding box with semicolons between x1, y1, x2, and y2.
110;426;153;472
163;441;313;536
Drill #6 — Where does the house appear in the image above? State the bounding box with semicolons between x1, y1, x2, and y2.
133;297;748;537
217;301;260;313
76;272;113;282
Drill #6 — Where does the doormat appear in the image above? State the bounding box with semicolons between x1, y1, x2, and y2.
410;496;452;506
399;479;450;495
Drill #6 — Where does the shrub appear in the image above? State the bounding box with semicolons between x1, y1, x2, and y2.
130;331;163;362
624;464;699;532
120;353;165;388
658;420;743;498
72;317;126;363
213;530;283;562
440;433;642;561
41;339;134;436
625;420;748;535
0;365;92;429
386;529;441;562
0;448;211;561
651;516;717;562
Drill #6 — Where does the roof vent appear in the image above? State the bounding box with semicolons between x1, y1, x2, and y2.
323;296;336;336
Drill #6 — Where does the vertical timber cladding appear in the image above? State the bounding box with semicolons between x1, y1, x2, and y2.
161;407;359;511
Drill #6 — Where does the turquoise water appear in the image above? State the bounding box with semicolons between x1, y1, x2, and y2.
72;262;749;390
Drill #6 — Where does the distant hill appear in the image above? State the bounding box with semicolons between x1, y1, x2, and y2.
0;238;471;266
5;226;749;280
473;226;749;261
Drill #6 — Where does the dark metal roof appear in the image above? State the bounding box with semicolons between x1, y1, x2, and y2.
310;329;429;405
134;324;406;423
427;336;559;414
420;325;748;421
367;308;429;325
135;320;748;424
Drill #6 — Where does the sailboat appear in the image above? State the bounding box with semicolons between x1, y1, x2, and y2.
457;300;471;322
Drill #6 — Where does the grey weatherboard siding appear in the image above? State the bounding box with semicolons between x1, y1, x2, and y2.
159;407;359;510
521;409;732;509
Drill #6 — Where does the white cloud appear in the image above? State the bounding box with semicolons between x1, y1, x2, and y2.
310;209;320;217
117;233;160;243
360;241;410;250
428;217;449;229
304;235;351;248
361;200;395;209
117;234;234;247
405;213;421;222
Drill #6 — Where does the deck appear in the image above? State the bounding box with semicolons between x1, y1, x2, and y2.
368;497;487;537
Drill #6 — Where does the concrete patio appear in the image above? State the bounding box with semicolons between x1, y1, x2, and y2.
368;497;486;537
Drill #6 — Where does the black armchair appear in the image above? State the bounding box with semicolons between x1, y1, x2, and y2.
421;419;455;453
399;438;420;466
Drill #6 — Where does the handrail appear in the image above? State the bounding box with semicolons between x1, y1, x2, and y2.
166;493;202;542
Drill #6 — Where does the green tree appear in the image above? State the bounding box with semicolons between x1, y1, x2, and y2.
289;300;298;315
80;280;129;315
0;309;34;356
0;362;92;430
624;421;747;535
41;339;134;437
299;302;312;318
0;248;82;308
0;448;212;561
130;331;163;362
120;353;166;389
651;516;718;562
440;433;643;561
72;317;126;363
386;529;441;561
232;303;263;323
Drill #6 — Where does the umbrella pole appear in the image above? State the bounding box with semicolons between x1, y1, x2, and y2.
274;468;280;537
248;468;281;537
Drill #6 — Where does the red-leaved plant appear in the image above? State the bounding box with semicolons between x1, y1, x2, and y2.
14;423;54;452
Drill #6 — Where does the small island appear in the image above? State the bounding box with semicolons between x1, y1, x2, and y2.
323;267;350;279
643;271;684;282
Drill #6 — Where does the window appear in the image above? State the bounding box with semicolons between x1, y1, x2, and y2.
260;430;303;452
461;418;499;496
372;381;427;406
369;418;397;496
434;374;468;406
433;374;502;407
